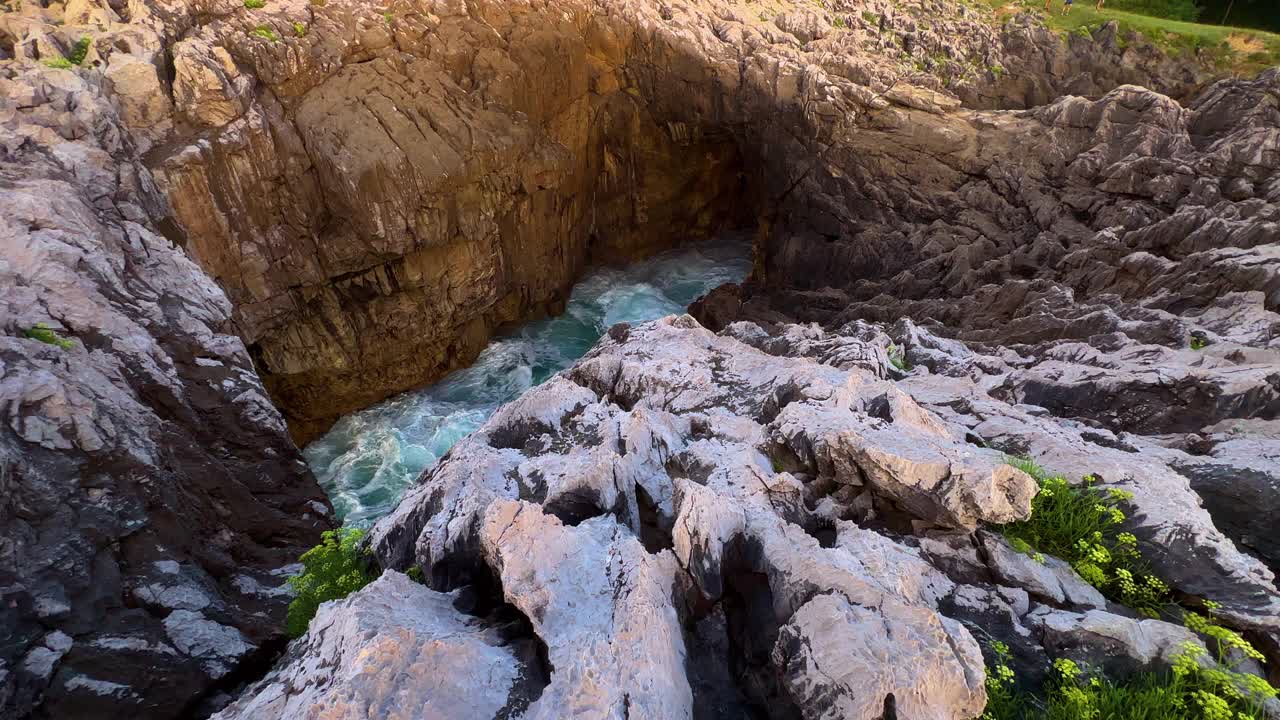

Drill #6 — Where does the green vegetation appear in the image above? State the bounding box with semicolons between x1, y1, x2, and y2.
982;616;1277;719
42;57;74;69
1107;0;1201;22
1201;0;1280;33
988;458;1280;715
999;457;1170;616
292;21;308;36
406;566;425;584
861;10;880;24
383;11;393;22
244;0;266;8
887;344;909;372
286;528;377;637
1190;335;1208;350
833;16;846;29
67;36;92;65
250;25;280;41
23;323;75;349
984;0;1280;71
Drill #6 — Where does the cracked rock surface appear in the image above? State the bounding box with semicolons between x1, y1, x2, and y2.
226;311;1280;719
0;36;331;720
3;0;1278;715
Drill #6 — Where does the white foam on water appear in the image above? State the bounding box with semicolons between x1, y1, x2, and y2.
303;237;751;526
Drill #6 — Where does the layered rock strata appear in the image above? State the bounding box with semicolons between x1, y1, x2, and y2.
30;0;1213;442
3;0;1278;716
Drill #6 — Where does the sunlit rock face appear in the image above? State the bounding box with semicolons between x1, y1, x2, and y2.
135;0;1221;444
225;313;1280;719
3;0;1279;715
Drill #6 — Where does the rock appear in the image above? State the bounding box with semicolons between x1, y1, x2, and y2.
3;0;1279;714
479;501;692;719
354;317;1026;717
0;57;331;720
1029;607;1204;676
979;531;1107;610
212;572;538;720
116;0;1232;445
773;593;985;720
1172;430;1280;569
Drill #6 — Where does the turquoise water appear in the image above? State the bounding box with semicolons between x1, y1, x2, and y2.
303;238;751;526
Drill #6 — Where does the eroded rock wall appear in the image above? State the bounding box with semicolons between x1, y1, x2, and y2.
0;63;332;719
148;0;756;442
134;0;1222;442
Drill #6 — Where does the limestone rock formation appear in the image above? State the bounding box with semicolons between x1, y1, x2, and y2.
210;571;546;719
220;316;1019;718
98;0;1220;443
0;57;331;720
3;0;1279;715
224;314;1280;718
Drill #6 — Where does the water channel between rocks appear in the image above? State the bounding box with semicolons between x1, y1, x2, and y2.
303;237;752;525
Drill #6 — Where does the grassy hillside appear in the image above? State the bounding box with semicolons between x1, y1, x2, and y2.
986;0;1280;73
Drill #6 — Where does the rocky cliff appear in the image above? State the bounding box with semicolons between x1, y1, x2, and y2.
3;0;1216;445
2;0;1278;716
0;64;333;719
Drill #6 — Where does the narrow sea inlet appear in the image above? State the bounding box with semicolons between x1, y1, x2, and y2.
303;238;752;525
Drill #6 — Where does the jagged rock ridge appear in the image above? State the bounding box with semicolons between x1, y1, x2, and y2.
0;63;332;719
2;0;1278;716
219;315;1280;719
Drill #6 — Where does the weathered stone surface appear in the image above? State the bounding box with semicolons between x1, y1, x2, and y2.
774;593;985;720
74;0;1217;444
979;531;1107;611
348;317;1020;718
4;0;1279;715
0;55;331;720
211;571;535;720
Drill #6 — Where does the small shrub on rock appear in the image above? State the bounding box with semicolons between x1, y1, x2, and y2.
998;458;1170;617
244;0;266;8
982;640;1277;720
42;57;74;69
887;343;909;371
249;25;280;42
286;527;377;637
292;21;307;36
23;323;75;349
67;36;91;65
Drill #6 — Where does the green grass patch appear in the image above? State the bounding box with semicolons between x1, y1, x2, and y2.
244;0;266;8
67;36;91;65
887;344;909;372
42;57;74;69
292;21;307;36
22;323;75;349
983;0;1280;71
982;631;1277;719
286;527;377;637
998;457;1170;617
249;25;280;42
